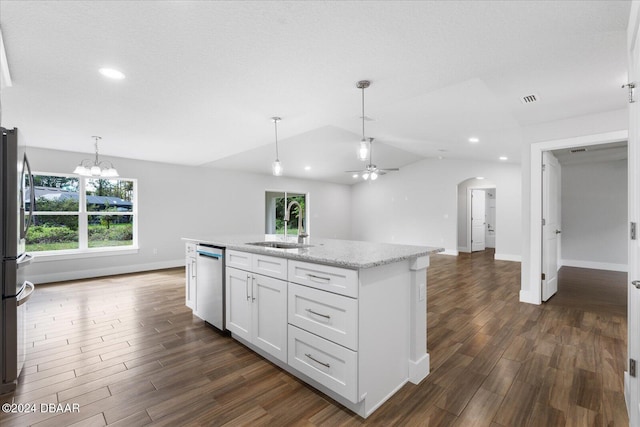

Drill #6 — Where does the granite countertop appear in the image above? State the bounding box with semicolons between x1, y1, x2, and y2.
182;235;443;269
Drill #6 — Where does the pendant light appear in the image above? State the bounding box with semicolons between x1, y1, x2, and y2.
356;80;371;162
73;136;119;177
271;117;283;176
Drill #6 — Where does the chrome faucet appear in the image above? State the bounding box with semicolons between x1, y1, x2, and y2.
284;200;309;244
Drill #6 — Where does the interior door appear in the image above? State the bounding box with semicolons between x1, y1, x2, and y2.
626;3;640;424
471;189;486;252
542;151;561;301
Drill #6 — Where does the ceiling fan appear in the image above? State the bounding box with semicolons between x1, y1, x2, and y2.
346;138;399;180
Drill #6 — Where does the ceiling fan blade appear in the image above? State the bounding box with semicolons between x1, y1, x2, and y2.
344;170;365;173
378;168;400;172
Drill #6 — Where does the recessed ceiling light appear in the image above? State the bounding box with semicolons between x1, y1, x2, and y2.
476;176;485;180
99;68;125;80
469;137;479;143
499;156;508;161
304;166;311;171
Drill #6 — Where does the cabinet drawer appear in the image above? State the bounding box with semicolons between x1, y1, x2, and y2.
226;250;252;270
288;283;358;351
288;261;358;298
288;325;358;403
252;254;287;281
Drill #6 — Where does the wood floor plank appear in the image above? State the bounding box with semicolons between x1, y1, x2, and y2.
0;251;628;426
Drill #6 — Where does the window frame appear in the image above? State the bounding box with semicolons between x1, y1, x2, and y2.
29;171;139;258
264;190;309;237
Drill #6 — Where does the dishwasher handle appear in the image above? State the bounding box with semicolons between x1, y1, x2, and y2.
197;250;223;259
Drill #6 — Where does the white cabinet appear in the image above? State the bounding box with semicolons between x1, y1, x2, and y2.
288;324;358;402
287;264;359;403
185;242;197;310
226;259;287;363
199;243;429;419
252;273;287;361
288;282;358;351
288;260;358;298
226;266;251;341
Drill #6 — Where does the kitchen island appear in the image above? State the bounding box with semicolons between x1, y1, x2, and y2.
182;235;442;418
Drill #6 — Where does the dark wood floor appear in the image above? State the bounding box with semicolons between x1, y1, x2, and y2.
0;250;628;426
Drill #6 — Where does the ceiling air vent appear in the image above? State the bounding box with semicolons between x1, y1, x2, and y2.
570;148;587;153
520;94;539;104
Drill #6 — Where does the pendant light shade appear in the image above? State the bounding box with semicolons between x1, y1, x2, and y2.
271;117;283;176
356;80;371;161
358;140;369;162
73;136;119;177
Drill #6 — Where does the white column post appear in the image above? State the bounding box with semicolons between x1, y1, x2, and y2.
408;255;430;383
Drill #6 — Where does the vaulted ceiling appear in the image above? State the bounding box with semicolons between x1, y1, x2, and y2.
0;1;631;184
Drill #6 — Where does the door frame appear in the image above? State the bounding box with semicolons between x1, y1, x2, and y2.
523;130;628;305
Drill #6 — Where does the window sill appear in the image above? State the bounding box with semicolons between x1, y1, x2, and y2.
31;246;139;262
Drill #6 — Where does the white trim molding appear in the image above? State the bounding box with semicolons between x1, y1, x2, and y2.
560;259;628;273
495;253;522;262
30;259;183;284
523;129;628;305
440;249;459;256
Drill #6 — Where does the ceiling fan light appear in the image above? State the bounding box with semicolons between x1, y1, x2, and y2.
362;172;370;180
370;171;378;180
357;139;369;161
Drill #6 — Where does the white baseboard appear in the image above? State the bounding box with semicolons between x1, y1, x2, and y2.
560;259;627;272
457;246;470;253
408;353;430;384
30;259;184;284
440;249;459;256
494;253;522;262
519;289;540;305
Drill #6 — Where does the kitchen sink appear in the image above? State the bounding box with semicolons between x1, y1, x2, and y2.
245;241;313;249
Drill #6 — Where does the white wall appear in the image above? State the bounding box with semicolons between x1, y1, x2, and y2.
350;157;522;259
519;108;628;302
26;147;352;283
560;159;627;271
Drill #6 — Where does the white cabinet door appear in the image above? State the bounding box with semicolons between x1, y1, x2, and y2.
226;266;287;362
225;267;251;342
252;274;287;363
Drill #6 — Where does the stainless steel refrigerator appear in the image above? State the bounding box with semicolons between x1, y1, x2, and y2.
1;127;35;394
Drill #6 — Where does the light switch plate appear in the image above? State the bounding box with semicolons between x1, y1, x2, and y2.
419;283;426;301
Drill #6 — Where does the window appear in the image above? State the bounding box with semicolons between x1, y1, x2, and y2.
265;191;308;235
26;173;137;253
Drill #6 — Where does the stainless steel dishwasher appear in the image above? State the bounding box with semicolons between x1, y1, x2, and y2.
195;245;225;331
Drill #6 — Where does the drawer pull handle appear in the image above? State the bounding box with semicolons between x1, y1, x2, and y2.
307;273;331;283
305;308;331;319
305;353;330;368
